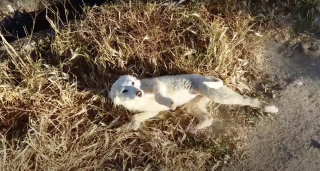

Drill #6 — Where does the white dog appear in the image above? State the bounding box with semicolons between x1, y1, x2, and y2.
108;74;278;132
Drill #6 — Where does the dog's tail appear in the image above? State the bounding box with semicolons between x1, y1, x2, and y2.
197;85;278;113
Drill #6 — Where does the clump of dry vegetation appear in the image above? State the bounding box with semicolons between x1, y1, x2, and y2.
0;0;319;170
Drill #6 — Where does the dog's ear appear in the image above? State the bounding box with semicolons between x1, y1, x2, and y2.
108;89;115;100
134;79;141;87
108;90;121;105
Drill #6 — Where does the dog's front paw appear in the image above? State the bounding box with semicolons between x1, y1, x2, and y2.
131;122;141;130
117;121;140;131
127;121;140;130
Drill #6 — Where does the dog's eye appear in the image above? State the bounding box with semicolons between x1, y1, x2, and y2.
122;90;128;93
132;82;135;85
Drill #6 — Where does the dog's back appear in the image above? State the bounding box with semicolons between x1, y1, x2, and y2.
140;74;222;92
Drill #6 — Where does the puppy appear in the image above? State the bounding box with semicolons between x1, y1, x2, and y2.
108;74;278;132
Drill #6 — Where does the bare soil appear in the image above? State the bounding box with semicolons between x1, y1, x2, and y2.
0;0;61;19
223;41;320;171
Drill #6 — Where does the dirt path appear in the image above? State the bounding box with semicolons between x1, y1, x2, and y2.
223;41;320;171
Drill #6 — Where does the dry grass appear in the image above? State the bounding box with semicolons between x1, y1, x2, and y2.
0;0;319;170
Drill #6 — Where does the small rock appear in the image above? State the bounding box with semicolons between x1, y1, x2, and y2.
294;80;303;86
224;154;230;161
224;155;230;164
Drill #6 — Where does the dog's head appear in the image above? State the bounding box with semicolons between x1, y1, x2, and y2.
108;75;144;105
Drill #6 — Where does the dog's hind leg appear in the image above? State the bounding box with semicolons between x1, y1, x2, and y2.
193;97;213;130
200;86;278;113
184;95;214;133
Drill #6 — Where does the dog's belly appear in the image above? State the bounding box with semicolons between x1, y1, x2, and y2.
131;91;197;112
133;94;170;112
171;90;198;106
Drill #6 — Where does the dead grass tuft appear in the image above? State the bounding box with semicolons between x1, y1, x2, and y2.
1;0;319;170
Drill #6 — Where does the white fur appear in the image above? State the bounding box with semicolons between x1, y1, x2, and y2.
108;74;278;132
203;81;223;89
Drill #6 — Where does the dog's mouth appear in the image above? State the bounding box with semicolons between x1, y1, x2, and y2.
136;90;143;97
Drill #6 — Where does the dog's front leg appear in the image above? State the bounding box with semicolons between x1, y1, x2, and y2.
125;112;159;130
155;93;176;110
153;80;176;110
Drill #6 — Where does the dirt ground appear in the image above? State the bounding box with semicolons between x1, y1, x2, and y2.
0;0;61;19
223;41;320;171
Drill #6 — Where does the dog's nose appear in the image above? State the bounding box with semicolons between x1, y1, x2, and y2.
136;91;142;97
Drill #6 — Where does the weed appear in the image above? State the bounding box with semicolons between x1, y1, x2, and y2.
0;0;319;170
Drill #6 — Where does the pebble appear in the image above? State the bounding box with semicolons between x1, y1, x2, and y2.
294;80;303;86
